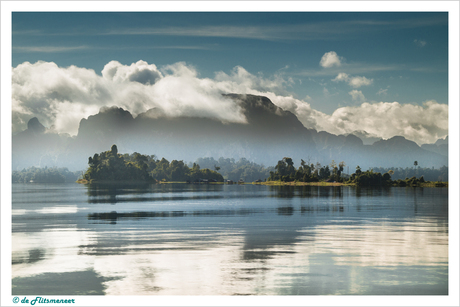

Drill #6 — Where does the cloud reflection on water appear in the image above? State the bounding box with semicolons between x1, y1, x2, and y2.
11;184;448;295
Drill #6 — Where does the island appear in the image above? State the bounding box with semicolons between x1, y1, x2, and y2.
261;157;447;187
78;145;223;184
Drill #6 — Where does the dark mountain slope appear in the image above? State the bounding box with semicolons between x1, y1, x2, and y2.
121;94;318;165
12;94;448;172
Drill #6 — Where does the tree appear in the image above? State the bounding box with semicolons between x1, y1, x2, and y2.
383;172;391;181
83;145;152;182
338;161;345;176
300;159;306;170
111;144;118;156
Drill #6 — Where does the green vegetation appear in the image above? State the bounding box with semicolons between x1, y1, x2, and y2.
13;150;448;188
371;165;447;182
265;157;448;188
267;158;345;183
347;167;447;187
193;157;273;182
346;167;390;187
12;166;80;183
82;145;223;183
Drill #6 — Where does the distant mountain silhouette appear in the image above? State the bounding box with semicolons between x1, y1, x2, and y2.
12;117;72;170
368;136;446;168
348;130;383;145
27;117;46;134
69;94;318;168
421;136;448;156
12;94;448;172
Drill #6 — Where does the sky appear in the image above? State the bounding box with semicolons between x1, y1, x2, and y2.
7;8;454;145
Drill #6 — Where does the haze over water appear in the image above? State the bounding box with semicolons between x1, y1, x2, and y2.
12;183;448;295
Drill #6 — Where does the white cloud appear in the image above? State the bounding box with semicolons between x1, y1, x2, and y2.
313;100;448;145
319;51;342;68
332;72;349;82
348;76;373;88
348;90;366;102
214;66;293;95
12;60;447;145
12;61;113;134
12;61;247;135
102;60;163;85
377;88;388;95
332;73;373;88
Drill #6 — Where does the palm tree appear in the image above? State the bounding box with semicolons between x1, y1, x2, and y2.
414;161;418;177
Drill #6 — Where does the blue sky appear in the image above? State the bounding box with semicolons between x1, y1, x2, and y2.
12;12;448;113
8;9;453;145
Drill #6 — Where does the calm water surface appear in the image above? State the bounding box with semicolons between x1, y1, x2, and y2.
12;183;448;295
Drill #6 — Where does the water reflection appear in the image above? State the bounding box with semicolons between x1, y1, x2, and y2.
87;208;262;224
267;185;345;199
12;248;46;265
277;206;294;215
12;183;448;295
353;186;392;197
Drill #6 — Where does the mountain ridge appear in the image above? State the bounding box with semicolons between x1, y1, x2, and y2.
12;94;448;172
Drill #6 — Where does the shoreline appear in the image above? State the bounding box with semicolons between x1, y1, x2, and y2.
76;179;447;188
259;181;347;186
260;180;447;188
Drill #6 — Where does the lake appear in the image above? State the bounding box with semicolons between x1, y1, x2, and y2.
11;183;448;296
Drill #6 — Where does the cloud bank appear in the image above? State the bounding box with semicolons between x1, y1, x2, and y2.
12;60;447;145
313;100;448;145
12;60;247;135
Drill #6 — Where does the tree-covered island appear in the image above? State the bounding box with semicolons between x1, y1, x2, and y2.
77;147;447;187
264;157;447;187
79;145;223;184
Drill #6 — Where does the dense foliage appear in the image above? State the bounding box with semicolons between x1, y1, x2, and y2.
346;167;390;187
371;166;448;182
347;166;446;187
12;166;80;183
82;145;223;183
193;157;273;182
267;158;345;183
147;158;223;182
266;157;448;187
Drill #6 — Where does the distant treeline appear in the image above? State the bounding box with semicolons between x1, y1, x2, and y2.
371;166;448;182
12;148;448;186
192;157;274;182
266;157;448;187
81;145;223;183
268;158;347;183
347;167;446;187
12;166;80;183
